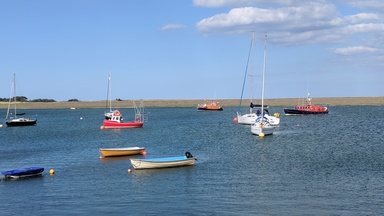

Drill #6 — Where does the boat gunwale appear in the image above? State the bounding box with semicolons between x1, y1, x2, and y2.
99;147;145;151
131;156;190;163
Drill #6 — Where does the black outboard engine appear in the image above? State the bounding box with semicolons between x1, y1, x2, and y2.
185;151;193;158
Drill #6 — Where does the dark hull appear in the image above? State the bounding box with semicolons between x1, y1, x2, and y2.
284;108;328;115
6;119;37;127
197;107;223;111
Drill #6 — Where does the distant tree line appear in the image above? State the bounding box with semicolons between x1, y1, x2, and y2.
31;99;57;102
0;96;30;102
0;96;64;102
0;97;88;102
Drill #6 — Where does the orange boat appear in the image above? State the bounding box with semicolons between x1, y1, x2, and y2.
197;100;223;111
99;147;145;157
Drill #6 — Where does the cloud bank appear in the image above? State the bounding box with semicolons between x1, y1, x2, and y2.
193;0;384;59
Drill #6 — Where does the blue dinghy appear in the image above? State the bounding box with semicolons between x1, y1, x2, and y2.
1;167;44;179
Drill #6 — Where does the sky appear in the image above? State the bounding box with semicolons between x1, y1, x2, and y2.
0;0;383;101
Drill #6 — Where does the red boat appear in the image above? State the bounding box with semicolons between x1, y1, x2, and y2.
102;110;143;129
101;74;146;129
284;93;328;115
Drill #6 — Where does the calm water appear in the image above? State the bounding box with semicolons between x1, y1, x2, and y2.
1;106;384;215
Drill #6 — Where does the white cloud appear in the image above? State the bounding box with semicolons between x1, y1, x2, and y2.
194;0;384;67
195;1;384;46
333;46;378;55
342;23;384;34
343;13;382;24
342;0;384;12
196;2;340;37
160;24;186;31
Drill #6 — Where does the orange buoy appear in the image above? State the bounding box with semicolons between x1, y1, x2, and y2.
100;126;105;130
233;117;238;122
99;156;103;159
127;169;132;173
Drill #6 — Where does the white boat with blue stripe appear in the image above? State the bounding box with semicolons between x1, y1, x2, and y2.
130;152;195;170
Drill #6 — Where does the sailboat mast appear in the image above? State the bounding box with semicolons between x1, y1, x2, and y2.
238;32;254;111
13;74;17;116
249;31;255;113
260;34;267;120
6;76;14;119
105;73;112;112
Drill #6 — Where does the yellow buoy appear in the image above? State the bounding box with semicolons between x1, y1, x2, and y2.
49;169;55;175
259;132;265;137
0;124;3;128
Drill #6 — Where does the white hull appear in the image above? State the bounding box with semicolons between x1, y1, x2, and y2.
237;112;257;125
130;157;195;170
237;112;280;126
267;116;280;126
5;172;43;179
251;122;275;136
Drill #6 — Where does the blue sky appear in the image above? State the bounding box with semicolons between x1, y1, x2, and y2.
1;0;383;101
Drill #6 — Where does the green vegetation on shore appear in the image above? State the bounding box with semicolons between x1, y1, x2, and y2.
0;97;383;109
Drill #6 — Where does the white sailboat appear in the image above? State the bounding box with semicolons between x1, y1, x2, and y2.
5;74;37;127
251;35;275;136
237;32;258;124
237;32;280;126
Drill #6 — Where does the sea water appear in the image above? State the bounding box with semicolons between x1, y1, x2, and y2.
0;106;384;215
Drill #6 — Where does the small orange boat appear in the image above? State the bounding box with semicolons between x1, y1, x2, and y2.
99;147;146;157
197;100;223;111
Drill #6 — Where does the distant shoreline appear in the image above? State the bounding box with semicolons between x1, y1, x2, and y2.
0;97;383;109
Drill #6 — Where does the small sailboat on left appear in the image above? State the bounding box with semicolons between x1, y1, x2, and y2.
5;74;37;127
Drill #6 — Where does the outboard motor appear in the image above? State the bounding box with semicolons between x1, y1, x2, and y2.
185;151;193;158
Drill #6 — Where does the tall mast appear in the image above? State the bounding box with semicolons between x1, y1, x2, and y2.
238;32;254;111
260;34;267;121
13;74;17;116
249;31;255;113
105;73;112;112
